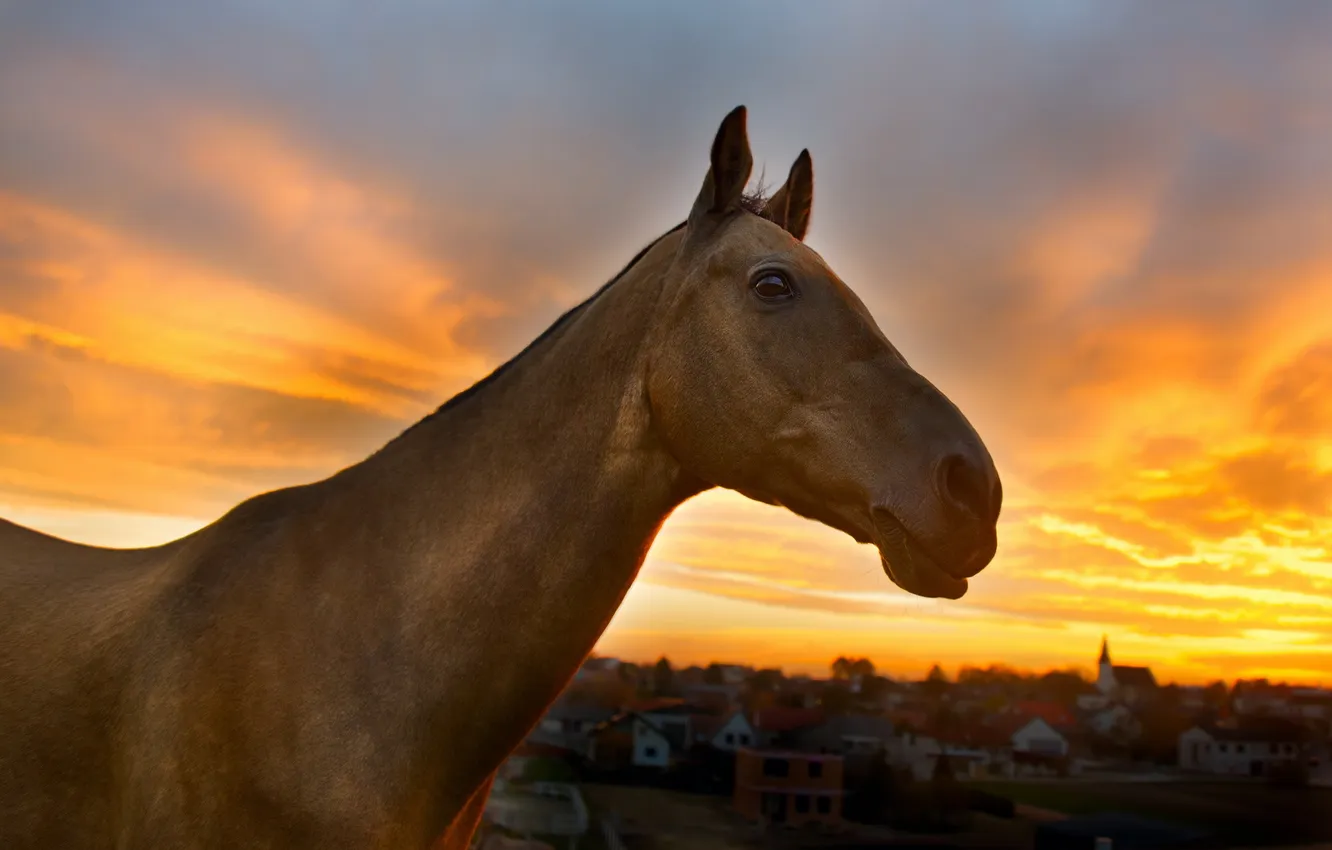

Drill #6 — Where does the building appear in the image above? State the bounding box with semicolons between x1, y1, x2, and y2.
795;714;896;756
734;747;843;828
1178;718;1310;776
585;701;716;771
532;696;618;752
1096;637;1158;705
1009;716;1070;761
680;682;743;715
750;706;825;748
886;715;1070;781
691;709;757;752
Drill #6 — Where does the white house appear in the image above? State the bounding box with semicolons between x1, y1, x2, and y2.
1010;717;1069;759
693;710;756;752
631;705;693;768
631;716;675;768
1178;720;1307;777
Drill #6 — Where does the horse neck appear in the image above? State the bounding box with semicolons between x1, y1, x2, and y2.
325;229;703;768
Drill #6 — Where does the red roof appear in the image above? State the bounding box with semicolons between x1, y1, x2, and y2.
751;706;825;733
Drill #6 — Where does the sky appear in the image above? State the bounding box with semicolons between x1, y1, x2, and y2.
1;0;1330;685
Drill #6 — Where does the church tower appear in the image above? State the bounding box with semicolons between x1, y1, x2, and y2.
1096;635;1116;694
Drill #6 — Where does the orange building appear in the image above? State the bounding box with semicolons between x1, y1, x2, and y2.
733;747;844;828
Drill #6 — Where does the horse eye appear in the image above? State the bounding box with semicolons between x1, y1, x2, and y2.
753;273;793;301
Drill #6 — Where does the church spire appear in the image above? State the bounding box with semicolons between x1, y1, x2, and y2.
1099;635;1111;665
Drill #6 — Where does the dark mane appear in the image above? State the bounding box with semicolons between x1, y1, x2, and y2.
739;184;770;215
388;187;771;444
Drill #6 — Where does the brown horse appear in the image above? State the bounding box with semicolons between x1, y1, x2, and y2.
0;107;1001;849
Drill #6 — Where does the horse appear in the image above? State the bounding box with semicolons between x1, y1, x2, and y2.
0;106;1001;849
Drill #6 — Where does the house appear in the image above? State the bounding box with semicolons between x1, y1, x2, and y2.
1096;637;1158;705
774;676;824;709
796;714;896;756
1011;701;1076;730
629;703;699;767
533;696;618;751
680;682;743;714
691;710;757;752
585;707;691;771
750;706;826;748
1178;718;1310;776
734;747;844;828
1009;716;1070;760
885;714;1069;781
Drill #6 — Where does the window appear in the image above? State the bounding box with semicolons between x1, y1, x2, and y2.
808;760;824;778
816;796;831;814
740;734;751;745
763;758;790;778
1220;744;1228;753
794;795;810;813
725;733;734;745
644;747;657;758
1237;744;1246;754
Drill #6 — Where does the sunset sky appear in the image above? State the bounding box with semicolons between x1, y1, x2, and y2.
2;1;1330;685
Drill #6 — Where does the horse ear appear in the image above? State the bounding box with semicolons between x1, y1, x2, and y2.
760;149;813;241
689;106;754;228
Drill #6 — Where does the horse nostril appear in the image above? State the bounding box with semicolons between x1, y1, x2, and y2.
937;453;992;522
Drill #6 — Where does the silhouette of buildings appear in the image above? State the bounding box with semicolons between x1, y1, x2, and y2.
733;747;844;827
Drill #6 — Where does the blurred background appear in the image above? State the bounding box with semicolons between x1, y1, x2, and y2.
2;2;1331;845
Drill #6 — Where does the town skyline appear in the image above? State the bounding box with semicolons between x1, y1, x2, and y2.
582;634;1329;691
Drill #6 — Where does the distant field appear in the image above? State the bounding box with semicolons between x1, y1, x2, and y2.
972;780;1332;847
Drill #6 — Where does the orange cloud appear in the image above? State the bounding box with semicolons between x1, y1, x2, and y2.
4;4;1332;685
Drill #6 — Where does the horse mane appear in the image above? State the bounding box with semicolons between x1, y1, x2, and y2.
391;188;771;442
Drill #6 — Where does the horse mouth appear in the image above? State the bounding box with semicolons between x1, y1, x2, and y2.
872;512;970;600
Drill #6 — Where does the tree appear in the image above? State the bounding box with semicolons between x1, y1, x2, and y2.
922;663;951;700
653;657;674;695
703;663;724;685
1039;668;1090;704
831;656;852;680
750;668;783;693
850;658;877;679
